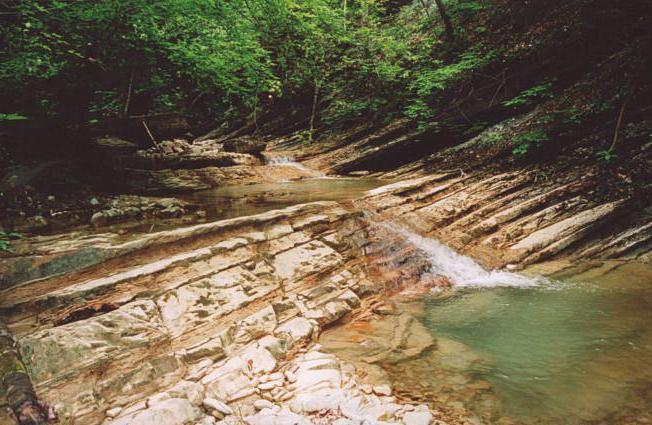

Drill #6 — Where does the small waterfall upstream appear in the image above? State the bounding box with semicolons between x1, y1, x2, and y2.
264;155;326;177
375;220;543;289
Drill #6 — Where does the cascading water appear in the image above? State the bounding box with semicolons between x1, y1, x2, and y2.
376;220;543;288
324;212;652;425
264;155;325;177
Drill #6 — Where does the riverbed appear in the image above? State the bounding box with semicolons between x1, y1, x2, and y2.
321;238;652;424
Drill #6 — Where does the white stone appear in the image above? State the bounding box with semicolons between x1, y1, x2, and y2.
185;358;214;381
241;344;278;374
202;398;234;416
290;393;342;413
274;317;313;348
257;336;288;360
107;398;200;425
118;401;147;417
258;381;280;391
167;380;204;406
272;240;342;281
147;392;171;407
244;408;312;425
233;306;277;345
105;407;122;418
20;300;167;383
276;391;293;402
253;399;274;411
332;419;358;425
403;411;433;425
373;385;392;396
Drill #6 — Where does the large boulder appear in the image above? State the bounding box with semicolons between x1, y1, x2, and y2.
222;137;266;154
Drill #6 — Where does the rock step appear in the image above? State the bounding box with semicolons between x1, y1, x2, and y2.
1;201;342;293
1;203;356;332
362;171;635;268
8;201;398;425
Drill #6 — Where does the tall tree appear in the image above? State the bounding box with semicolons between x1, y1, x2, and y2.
434;0;455;41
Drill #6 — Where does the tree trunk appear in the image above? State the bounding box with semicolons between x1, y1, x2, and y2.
0;321;48;425
434;0;454;41
122;68;134;117
308;81;321;143
418;0;431;19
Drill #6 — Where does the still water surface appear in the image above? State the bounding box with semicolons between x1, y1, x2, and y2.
418;262;652;424
181;177;385;221
321;224;652;424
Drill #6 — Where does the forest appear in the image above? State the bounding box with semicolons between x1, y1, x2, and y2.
1;1;652;425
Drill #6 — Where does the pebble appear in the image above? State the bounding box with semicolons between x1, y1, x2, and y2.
203;398;233;417
254;399;274;411
258;380;281;391
278;391;293;402
373;384;392;396
105;407;122;418
90;198;100;205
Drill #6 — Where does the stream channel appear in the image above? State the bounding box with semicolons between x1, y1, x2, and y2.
320;221;652;424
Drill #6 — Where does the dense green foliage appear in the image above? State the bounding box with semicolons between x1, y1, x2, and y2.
0;231;21;252
2;0;649;171
0;0;494;126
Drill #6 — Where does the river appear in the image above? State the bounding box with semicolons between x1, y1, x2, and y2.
320;222;652;424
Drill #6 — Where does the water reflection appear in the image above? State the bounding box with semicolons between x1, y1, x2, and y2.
321;262;652;424
182;177;385;221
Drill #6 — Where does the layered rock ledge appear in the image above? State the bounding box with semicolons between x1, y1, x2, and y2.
0;201;442;425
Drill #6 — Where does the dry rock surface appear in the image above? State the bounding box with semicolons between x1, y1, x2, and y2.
0;201;443;425
358;171;651;272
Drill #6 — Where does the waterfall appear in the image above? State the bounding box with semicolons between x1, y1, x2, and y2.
376;220;543;288
265;155;325;177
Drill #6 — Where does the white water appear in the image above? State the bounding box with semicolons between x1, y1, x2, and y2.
379;221;543;288
265;155;325;177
